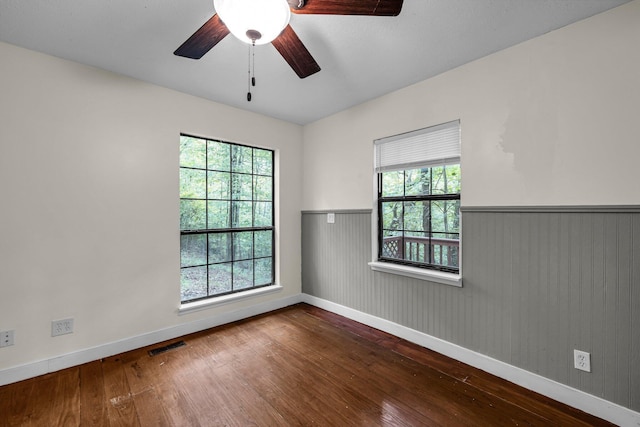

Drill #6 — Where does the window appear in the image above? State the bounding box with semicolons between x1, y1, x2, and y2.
179;135;274;303
374;120;461;274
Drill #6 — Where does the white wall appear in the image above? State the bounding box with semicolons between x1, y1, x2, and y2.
0;41;303;371
302;0;640;210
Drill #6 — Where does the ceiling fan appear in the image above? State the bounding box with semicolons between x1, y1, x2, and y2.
174;0;404;79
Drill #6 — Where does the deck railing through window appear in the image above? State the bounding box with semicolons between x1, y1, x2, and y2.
382;236;459;268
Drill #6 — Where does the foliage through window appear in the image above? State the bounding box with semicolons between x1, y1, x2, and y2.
375;121;461;273
180;135;274;303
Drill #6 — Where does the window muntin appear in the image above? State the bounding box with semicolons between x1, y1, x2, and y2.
179;135;274;303
375;121;461;274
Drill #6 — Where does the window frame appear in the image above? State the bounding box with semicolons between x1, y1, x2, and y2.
369;121;462;287
179;134;276;304
376;168;461;273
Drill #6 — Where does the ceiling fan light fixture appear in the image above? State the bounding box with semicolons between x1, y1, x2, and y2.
213;0;291;45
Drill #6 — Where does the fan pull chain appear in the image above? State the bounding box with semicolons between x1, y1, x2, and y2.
247;41;256;102
252;44;256;88
247;44;251;102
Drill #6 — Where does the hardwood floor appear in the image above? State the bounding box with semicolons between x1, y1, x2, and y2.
0;303;613;426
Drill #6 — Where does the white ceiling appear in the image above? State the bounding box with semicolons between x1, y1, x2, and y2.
0;0;631;125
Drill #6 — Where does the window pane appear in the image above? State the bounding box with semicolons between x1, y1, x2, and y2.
233;231;253;261
405;168;431;196
180;136;205;169
207;140;231;171
254;202;272;227
431;200;461;236
180;200;206;230
180;168;206;199
445;164;461;194
180;234;206;267
231;173;253;200
232;145;252;173
404;236;430;264
232;201;253;228
208;201;230;229
255;258;272;286
430;200;460;268
208;171;230;200
209;263;232;295
254;230;272;258
381;171;403;197
382;202;403;231
430;165;455;195
381;231;403;260
181;266;207;301
404;201;429;233
254;149;272;176
254;175;272;201
208;233;231;263
233;260;253;290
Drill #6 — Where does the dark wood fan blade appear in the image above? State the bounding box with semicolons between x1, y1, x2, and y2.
289;0;403;16
174;14;230;59
271;25;321;79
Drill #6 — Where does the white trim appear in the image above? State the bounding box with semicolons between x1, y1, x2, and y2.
301;294;640;427
0;293;303;387
178;284;284;314
368;261;462;287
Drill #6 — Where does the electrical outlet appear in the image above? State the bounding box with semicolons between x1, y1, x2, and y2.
52;318;74;337
0;330;15;347
574;349;591;372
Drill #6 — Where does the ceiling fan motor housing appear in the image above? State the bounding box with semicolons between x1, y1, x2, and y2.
246;29;262;42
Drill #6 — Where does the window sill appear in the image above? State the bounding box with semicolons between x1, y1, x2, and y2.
178;284;283;315
368;261;462;287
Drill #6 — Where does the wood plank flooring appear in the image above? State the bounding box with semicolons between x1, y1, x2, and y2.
0;303;613;426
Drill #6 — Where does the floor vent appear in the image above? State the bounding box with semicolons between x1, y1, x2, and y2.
148;340;186;356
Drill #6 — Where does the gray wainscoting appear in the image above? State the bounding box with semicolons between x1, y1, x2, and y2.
301;208;639;412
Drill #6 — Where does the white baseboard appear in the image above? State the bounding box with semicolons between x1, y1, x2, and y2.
301;294;640;427
0;293;304;387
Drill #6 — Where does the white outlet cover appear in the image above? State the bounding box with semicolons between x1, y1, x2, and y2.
0;330;15;347
327;213;335;224
52;318;74;337
574;349;591;372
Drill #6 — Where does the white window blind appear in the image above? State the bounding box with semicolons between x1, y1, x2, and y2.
374;120;460;173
